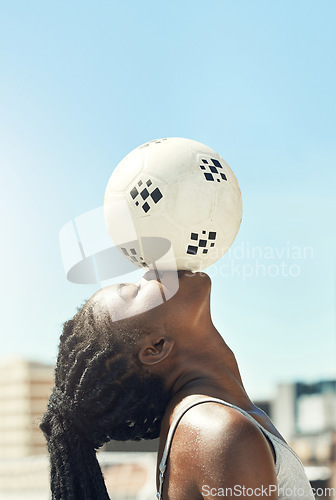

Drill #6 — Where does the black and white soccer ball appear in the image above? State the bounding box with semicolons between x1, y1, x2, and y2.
104;137;242;272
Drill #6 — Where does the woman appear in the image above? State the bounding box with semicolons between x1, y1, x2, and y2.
41;270;314;499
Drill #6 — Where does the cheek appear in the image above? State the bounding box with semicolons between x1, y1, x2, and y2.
98;290;130;322
102;282;167;323
138;281;166;312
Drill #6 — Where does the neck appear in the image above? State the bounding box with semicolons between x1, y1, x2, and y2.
166;326;252;411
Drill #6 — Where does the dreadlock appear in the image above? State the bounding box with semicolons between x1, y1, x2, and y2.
40;298;171;500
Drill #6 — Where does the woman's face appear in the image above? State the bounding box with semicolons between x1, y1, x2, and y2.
90;270;211;330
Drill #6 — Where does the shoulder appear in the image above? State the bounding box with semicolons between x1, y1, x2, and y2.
169;401;277;495
173;401;269;456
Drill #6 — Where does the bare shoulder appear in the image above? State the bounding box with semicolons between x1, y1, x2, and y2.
172;401;271;456
168;402;278;498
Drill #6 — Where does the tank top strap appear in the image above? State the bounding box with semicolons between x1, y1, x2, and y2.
156;396;275;500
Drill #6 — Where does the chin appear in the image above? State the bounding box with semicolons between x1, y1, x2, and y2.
143;269;211;292
179;269;211;280
178;270;212;295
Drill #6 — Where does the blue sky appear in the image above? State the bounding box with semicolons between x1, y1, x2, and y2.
0;0;335;399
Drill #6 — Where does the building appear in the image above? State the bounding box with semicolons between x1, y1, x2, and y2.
272;380;336;440
0;357;54;458
0;357;159;499
271;380;336;495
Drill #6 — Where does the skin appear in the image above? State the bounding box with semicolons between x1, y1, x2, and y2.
91;270;282;499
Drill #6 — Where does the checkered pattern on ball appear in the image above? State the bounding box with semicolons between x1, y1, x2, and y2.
119;245;149;267
129;178;164;214
199;158;227;183
186;230;217;255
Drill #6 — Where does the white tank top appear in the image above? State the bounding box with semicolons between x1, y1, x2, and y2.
157;397;315;499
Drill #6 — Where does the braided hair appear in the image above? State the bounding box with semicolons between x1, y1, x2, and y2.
40;298;171;499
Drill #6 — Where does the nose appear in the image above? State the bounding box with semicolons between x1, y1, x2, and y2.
143;269;193;282
143;269;166;281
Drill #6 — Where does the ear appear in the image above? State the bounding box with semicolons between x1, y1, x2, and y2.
138;337;174;366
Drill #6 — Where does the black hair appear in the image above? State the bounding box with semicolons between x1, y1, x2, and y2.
40;299;171;499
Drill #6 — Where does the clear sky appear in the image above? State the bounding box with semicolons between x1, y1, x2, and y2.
0;0;335;399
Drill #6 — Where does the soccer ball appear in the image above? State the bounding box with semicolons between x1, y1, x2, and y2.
104;137;242;272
